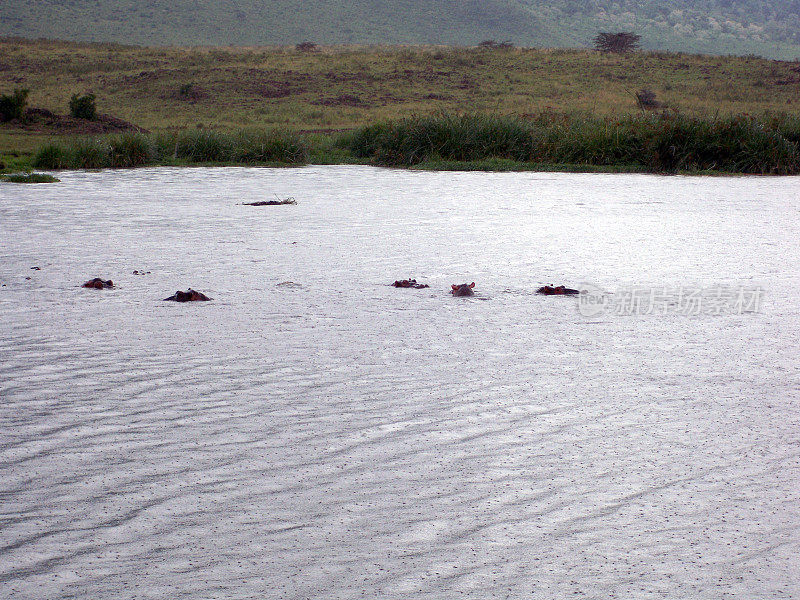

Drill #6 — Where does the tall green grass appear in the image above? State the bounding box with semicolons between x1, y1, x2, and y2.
33;129;309;169
341;113;800;174
29;114;800;174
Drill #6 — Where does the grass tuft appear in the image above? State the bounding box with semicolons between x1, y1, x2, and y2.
32;144;70;169
1;172;60;183
108;132;157;167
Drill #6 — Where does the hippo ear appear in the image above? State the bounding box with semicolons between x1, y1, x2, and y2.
469;282;475;288
452;284;459;290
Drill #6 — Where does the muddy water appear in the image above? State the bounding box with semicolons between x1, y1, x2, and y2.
1;166;799;599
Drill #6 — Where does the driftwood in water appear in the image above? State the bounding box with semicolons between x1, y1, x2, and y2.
242;197;296;206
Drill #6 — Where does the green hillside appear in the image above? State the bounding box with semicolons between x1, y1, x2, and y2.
2;0;800;59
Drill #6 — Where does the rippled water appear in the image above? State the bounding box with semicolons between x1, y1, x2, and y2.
1;166;799;599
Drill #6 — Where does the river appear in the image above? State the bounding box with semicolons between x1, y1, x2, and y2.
1;166;799;599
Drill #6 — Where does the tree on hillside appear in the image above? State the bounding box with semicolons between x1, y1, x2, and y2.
593;32;641;53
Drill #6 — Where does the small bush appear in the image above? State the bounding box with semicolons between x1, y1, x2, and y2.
0;89;29;122
295;41;318;52
70;138;108;169
232;130;309;163
107;133;156;167
174;129;233;162
33;144;70;169
69;93;97;120
478;40;514;50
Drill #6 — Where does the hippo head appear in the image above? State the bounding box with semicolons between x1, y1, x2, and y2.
83;278;113;289
451;282;476;296
393;279;430;289
536;284;580;295
164;289;211;302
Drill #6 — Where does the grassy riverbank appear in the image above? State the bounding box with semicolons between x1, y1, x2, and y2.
32;129;309;169
18;113;800;175
3;39;800;174
342;113;800;174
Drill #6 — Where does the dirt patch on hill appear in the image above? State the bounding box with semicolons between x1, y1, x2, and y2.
2;108;148;134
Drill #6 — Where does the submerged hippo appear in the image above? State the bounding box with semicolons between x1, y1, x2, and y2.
163;289;211;302
82;278;114;289
451;282;476;296
392;278;429;289
537;285;580;295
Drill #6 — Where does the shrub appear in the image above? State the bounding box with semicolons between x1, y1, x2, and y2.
478;40;514;50
107;133;156;167
593;32;641;53
33;144;70;169
0;89;29;122
70;138;108;168
69;93;97;120
232;130;309;164
174;129;232;162
295;41;318;52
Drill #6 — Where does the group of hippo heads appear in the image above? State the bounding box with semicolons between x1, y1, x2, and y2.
392;279;476;295
393;279;581;297
82;277;210;301
80;275;578;302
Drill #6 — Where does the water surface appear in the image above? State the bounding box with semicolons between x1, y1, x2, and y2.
1;166;799;599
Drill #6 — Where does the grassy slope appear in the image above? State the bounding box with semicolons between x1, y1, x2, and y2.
2;0;800;59
2;39;800;167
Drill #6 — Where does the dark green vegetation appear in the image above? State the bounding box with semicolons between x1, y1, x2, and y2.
69;93;97;120
343;113;800;174
32;130;309;169
593;32;641;54
2;0;800;58
0;89;28;122
1;172;59;182
25;113;800;175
